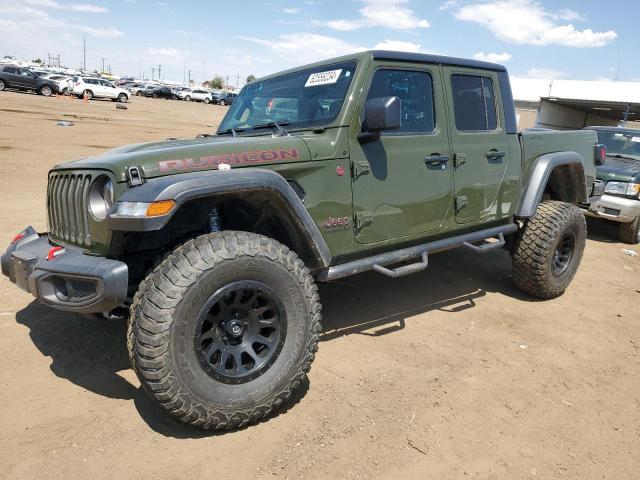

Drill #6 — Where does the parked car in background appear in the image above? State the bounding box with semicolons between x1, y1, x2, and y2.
145;86;177;100
181;88;213;103
0;65;59;96
212;91;237;106
42;74;71;94
582;126;640;243
72;77;129;102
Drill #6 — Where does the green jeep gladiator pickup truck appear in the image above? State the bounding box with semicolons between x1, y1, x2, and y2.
2;51;605;430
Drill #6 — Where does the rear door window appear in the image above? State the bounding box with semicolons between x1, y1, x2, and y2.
451;74;497;131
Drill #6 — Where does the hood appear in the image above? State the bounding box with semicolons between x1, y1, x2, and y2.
53;134;312;182
597;155;640;183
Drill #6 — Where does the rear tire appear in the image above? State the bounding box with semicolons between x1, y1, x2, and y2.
512;201;586;299
185;96;192;101
0;79;6;91
619;215;640;244
128;231;321;430
204;97;211;104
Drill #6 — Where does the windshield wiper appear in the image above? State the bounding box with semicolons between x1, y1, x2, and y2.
607;153;640;161
217;127;245;137
250;121;290;136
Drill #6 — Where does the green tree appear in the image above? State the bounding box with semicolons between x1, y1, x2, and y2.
246;74;256;83
210;75;224;89
32;58;43;64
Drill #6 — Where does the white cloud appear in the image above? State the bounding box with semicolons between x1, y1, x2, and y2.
24;0;108;13
373;40;422;53
473;51;512;62
282;7;300;14
318;0;429;31
237;33;366;65
454;0;617;48
438;0;458;11
524;68;566;79
77;25;123;37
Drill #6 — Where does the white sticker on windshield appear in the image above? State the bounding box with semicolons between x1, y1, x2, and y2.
631;136;640;143
305;69;342;87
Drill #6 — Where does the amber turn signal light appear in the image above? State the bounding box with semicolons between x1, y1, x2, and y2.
146;200;176;217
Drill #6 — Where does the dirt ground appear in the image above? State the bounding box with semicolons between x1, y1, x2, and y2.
0;91;638;480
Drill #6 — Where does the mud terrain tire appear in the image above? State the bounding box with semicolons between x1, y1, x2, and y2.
619;215;640;244
512;201;586;299
128;231;321;430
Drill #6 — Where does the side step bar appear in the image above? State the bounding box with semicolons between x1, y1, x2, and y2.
319;223;518;281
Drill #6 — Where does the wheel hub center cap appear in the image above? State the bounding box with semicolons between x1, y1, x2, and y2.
226;319;246;338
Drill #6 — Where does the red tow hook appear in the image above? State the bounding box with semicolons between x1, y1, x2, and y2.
46;246;65;261
11;232;26;244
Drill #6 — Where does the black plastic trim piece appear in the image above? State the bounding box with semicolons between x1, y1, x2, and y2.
107;168;332;269
371;50;506;72
498;70;518;135
319;223;518;281
516;151;586;218
2;231;128;313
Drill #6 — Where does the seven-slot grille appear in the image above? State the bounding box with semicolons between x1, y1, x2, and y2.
47;172;93;245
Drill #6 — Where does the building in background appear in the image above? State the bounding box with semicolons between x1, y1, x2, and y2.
512;77;640;130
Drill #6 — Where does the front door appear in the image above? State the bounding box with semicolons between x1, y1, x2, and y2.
441;67;511;224
350;63;453;244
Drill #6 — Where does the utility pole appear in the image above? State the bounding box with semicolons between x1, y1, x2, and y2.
225;75;230;87
151;67;156;81
235;74;240;88
188;69;191;85
203;57;206;83
82;35;86;71
139;60;142;79
158;64;162;81
614;52;624;81
101;57;105;74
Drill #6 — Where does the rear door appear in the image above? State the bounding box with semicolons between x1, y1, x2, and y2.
441;67;511;224
350;62;453;244
2;66;21;87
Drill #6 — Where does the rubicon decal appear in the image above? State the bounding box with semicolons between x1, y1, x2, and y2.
158;148;299;172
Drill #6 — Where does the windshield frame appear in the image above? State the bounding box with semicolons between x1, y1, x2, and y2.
217;60;359;135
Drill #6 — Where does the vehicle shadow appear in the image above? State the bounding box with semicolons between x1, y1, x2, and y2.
14;247;529;438
585;217;620;244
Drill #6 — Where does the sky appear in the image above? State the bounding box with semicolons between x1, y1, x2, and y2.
1;0;638;86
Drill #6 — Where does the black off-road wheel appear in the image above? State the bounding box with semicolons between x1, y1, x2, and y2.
128;231;321;430
512;201;586;299
619;215;640;244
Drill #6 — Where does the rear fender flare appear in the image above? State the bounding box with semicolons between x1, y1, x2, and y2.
107;168;331;269
516;151;587;218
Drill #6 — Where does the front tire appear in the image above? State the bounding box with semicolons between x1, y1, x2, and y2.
185;95;192;101
117;93;128;103
512;201;586;299
40;85;53;96
83;89;93;100
219;99;226;106
204;97;211;104
619;215;640;244
128;231;321;430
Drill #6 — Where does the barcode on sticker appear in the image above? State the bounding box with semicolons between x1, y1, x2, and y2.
305;69;342;87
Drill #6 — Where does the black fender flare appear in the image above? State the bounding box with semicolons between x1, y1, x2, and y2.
516;151;587;218
107;168;331;269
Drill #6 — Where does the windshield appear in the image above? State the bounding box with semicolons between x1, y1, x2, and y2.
218;60;357;134
596;130;640;159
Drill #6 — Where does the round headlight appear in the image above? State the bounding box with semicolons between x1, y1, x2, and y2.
89;175;114;220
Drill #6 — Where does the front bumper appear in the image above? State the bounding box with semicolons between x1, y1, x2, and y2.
1;226;128;313
582;194;640;223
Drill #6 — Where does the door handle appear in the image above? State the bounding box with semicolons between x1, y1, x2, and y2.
425;154;449;166
485;150;506;159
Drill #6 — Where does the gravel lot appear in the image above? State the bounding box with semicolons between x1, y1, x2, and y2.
0;91;638;479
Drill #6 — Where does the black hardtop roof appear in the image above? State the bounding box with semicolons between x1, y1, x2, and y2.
371;50;507;72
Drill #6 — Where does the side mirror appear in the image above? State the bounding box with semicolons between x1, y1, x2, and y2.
359;96;401;143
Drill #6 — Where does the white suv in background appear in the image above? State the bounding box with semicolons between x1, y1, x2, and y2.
72;77;129;102
179;88;212;103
